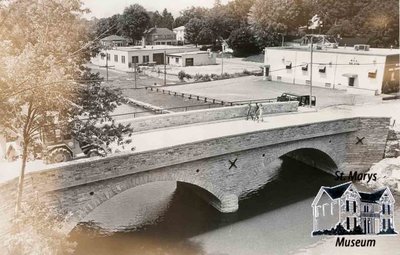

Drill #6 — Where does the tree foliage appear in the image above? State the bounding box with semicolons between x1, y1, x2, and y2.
148;9;174;29
0;0;133;242
228;26;260;56
119;4;150;43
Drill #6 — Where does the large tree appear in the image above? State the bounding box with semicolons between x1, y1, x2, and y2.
228;26;260;56
249;0;310;47
119;4;150;43
0;0;132;226
173;6;208;28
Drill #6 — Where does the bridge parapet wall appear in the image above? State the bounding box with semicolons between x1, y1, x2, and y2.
120;101;298;132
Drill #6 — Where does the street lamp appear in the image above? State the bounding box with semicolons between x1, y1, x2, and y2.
307;15;322;108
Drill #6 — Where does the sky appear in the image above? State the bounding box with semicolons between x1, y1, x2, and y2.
82;0;230;19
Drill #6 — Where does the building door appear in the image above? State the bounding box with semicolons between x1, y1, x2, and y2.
185;58;194;66
153;53;164;65
348;77;355;87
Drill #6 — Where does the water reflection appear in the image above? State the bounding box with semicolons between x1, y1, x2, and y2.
70;157;344;255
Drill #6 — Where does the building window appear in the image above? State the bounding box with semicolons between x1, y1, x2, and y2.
114;55;118;62
175;58;179;63
353;201;356;213
364;205;369;212
346;217;350;230
107;53;110;61
121;56;125;63
388;219;391;229
301;63;308;71
383;219;386;230
143;55;149;63
318;65;326;73
346;200;349;212
368;69;377;78
285;61;292;69
354;217;357;228
132;56;139;64
383;204;385;214
388;204;390;215
101;54;105;60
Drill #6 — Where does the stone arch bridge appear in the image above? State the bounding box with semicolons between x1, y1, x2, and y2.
0;116;390;234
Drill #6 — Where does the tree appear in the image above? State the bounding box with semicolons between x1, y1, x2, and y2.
173;6;208;28
249;0;310;47
94;14;122;38
0;0;132;221
149;9;174;29
119;4;150;43
228;26;260;56
185;18;207;46
226;0;256;24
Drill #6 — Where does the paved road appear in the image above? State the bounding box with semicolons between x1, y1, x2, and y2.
166;76;383;109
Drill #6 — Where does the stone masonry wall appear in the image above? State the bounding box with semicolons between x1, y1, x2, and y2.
119;101;298;132
0;117;390;240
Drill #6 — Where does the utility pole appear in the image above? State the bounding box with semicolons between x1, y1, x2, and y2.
164;50;167;86
309;35;313;108
221;50;224;75
134;62;137;89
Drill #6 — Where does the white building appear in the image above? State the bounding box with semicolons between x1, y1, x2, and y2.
91;45;199;72
173;26;185;44
264;45;400;95
166;51;216;67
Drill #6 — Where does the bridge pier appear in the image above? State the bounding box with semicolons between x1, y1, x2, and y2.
176;182;238;213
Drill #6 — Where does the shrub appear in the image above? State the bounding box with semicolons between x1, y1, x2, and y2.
178;70;186;81
5;201;76;255
201;74;211;82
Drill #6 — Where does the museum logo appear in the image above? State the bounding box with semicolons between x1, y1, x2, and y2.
311;182;397;246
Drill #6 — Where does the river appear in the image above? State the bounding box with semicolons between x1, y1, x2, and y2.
69;158;355;255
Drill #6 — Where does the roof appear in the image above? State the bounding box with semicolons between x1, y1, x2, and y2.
265;46;400;56
100;35;127;41
359;189;386;203
103;45;199;53
322;182;352;199
173;26;185;31
144;27;175;35
167;51;209;57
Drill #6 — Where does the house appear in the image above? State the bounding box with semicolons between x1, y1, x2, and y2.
173;26;185;44
143;27;177;46
311;182;396;235
264;44;400;95
100;35;129;47
91;45;199;71
166;51;216;67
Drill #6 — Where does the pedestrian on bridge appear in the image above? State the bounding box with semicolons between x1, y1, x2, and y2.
246;103;253;120
253;103;259;122
256;103;264;123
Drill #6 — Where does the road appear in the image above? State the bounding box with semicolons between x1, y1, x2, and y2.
165;76;383;109
2;101;399;184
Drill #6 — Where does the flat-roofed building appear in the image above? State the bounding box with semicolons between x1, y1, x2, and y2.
91;45;199;71
167;51;216;67
264;45;400;95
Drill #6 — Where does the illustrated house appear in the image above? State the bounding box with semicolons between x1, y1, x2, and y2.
311;182;395;235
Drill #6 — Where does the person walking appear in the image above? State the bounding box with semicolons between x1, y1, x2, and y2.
246;103;253;120
253;103;259;122
257;103;264;123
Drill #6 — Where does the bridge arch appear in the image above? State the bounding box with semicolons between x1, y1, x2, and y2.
278;147;339;174
63;171;229;233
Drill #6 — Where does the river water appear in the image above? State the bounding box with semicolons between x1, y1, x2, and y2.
70;158;345;255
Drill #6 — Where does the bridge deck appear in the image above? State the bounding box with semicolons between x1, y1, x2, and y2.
0;102;397;184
